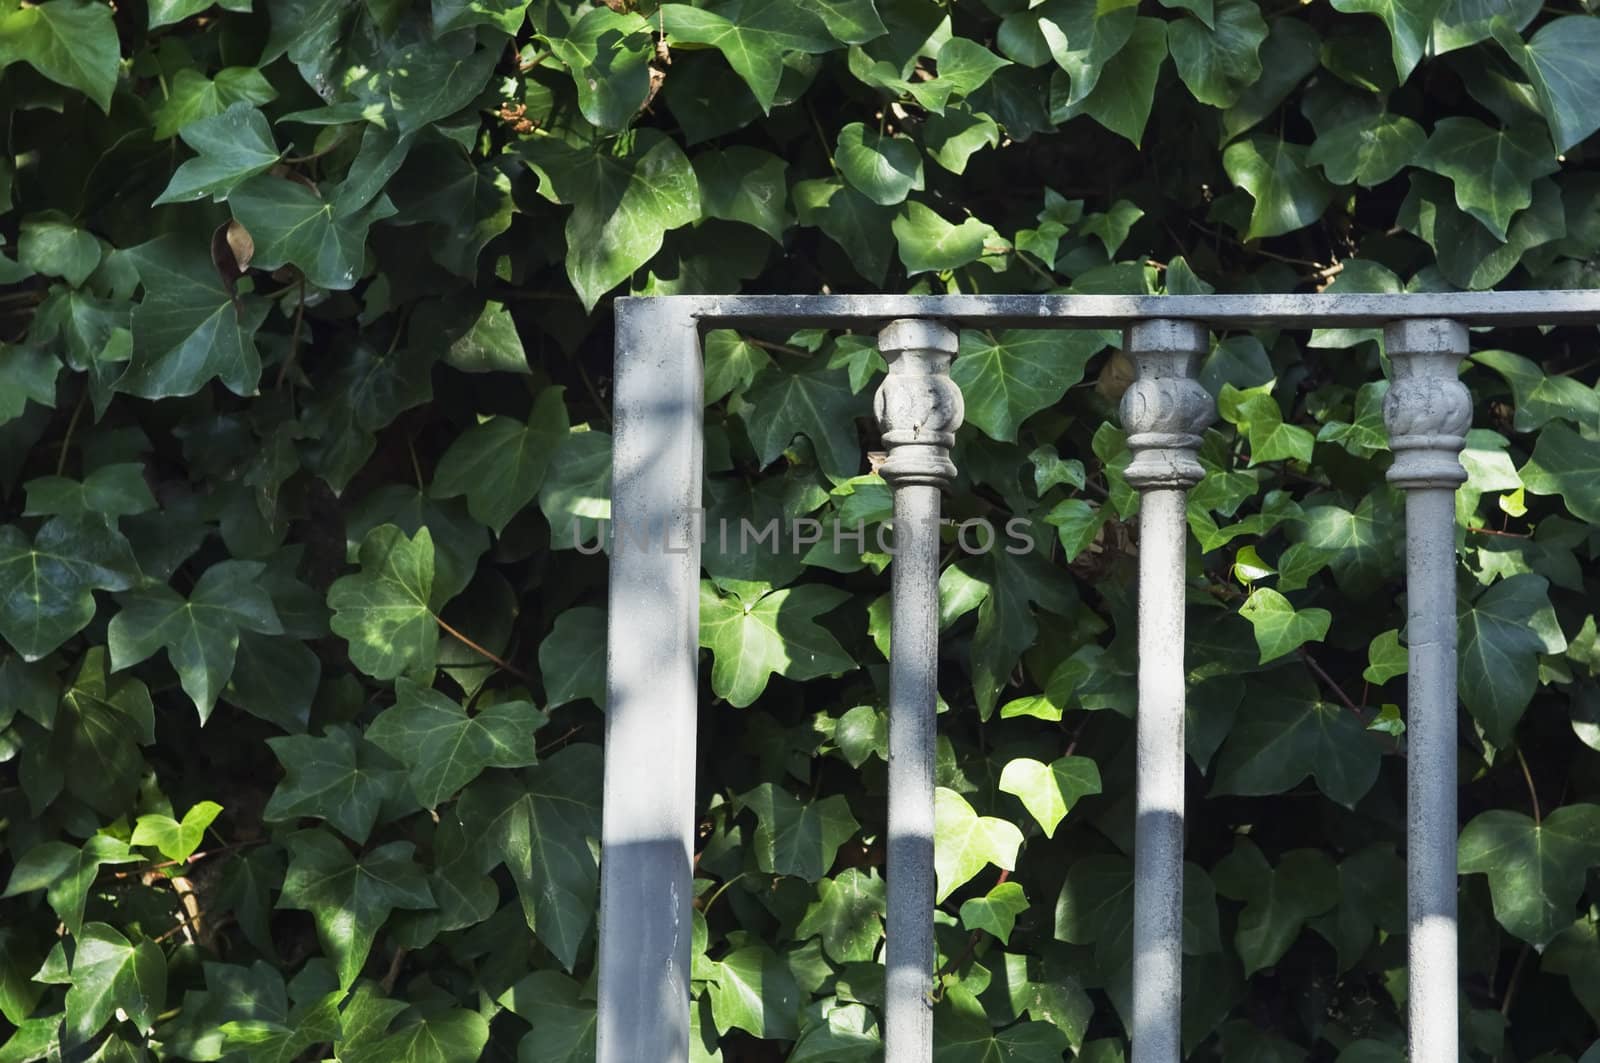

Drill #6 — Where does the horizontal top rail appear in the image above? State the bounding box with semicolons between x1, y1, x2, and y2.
623;290;1600;329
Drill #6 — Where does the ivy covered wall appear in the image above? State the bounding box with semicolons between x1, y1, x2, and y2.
1;0;1600;1059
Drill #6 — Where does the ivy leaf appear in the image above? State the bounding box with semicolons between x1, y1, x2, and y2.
1015;0;1138;105
229;176;394;291
793;177;895;284
1473;349;1600;435
0;345;59;425
1520;422;1600;525
934;787;1024;903
521;130;701;311
18;214;100;287
1055;17;1169;147
108;559;284;722
0;516;139;661
25;464;156;519
924;107;1001;175
131;800;223;863
545;7;653;132
1167;0;1266;108
1214;841;1339;976
739;356;868;477
63;923;165;1046
3;835;138;937
1212;685;1382;807
540;430;612;551
1414;118;1558;241
1239;587;1331;663
836;122;924;206
1495;16;1600;155
538;606;606;709
934;988;1069;1063
737;783;860;882
498;972;596;1063
458;746;602;970
1307;113;1426;187
1223;136;1332;240
892;201;1000;274
794;868;885;962
264;724;408;844
1459;805;1600;947
120;235;269;400
953;329;1115;442
366;679;543;810
431;390;568;534
328;525;440;681
699;581;855;707
278;830;434;989
152;67;277;141
0;0;119;112
708;945;801;1040
53;649;157;817
1459;573;1565;746
153;104;281;206
340;1010;489;1063
959;881;1030;944
694;147;790;241
658;1;835;111
1363;629;1407;685
1328;0;1446;82
998;755;1102;838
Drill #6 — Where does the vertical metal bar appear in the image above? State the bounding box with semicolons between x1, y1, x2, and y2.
875;319;962;1062
1382;318;1470;1063
599;299;703;1063
1120;320;1214;1063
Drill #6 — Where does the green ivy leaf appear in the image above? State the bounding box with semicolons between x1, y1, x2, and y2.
24;464;156;519
230;176;394;291
658;1;836;111
1222;136;1332;240
699;581;855;708
108;559;284;721
1238;587;1331;663
1473;349;1600;435
521;130;701;311
739;356;867;477
953;329;1116;442
1459;805;1600;947
151;67;277;141
1167;0;1266;108
1214;841;1339;976
708;945;801;1040
0;0;120;112
1521;422;1600;523
0;516;139;661
366;679;543;810
934;787;1024;902
892;200;1001;275
545;7;653;132
694;147;790;241
934;987;1069;1063
1495;16;1600;155
340;1010;489;1063
1328;0;1446;82
737;783;860;882
328;525;439;680
431;391;568;535
63;923;165;1046
836;122;924;206
538;606;606;709
794;868;885;962
540;430;612;551
1212;685;1382;807
18;213;100;288
1414;117;1558;241
998;755;1102;837
1218;383;1315;465
959;881;1030;944
1459;573;1565;746
3;834;138;937
131;800;223;862
263;724;408;843
793;177;895;284
498;971;596;1063
1363;629;1407;684
1055;17;1169;146
153;104;281;206
1306;113;1426;187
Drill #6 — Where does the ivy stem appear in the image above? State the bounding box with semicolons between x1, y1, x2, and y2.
1297;648;1362;716
274;277;307;391
54;389;88;477
1500;942;1532;1017
1516;747;1541;825
699;871;750;916
433;612;537;686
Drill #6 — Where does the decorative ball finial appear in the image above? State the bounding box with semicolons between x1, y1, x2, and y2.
874;319;963;489
1119;319;1215;489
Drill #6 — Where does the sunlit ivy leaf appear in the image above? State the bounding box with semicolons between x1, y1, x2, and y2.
959;881;1030;944
1218;383;1315;465
458;745;602;970
794;868;885;962
1054;17;1168;146
367;679;543;810
131;800;222;863
1001;0;1137;104
934;987;1069;1063
108;559;283;721
694;147;790;241
998;755;1102;838
538;606;606;709
1329;0;1445;82
1167;0;1266;108
62;923;164;1047
154;104;280;206
220;989;342;1063
521;130;701;310
1212;685;1382;807
1459;805;1600;947
328;525;439;680
658;1;836;111
1495;16;1600;155
700;581;854;707
1223;136;1333;240
499;971;596;1063
703;330;772;404
0;516;138;660
837;123;924;206
1432;0;1538;53
708;944;800;1040
120;235;269;399
0;0;119;112
1306;113;1426;188
279;829;434;989
738;356;867;478
1214;841;1339;976
544;7;653;132
264;724;407;844
1414;117;1558;241
540;430;612;551
737;782;860;882
1473;350;1600;435
791;1003;881;1062
1239;587;1331;663
934;787;1023;902
1363;629;1407;684
341;1010;489;1063
924;107;1001;175
3;834;137;937
892;201;1001;275
1521;422;1600;523
1459;573;1565;746
953;329;1115;442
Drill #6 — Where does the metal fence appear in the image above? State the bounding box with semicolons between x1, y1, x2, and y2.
599;292;1600;1063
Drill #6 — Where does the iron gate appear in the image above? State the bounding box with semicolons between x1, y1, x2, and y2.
599;292;1600;1063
